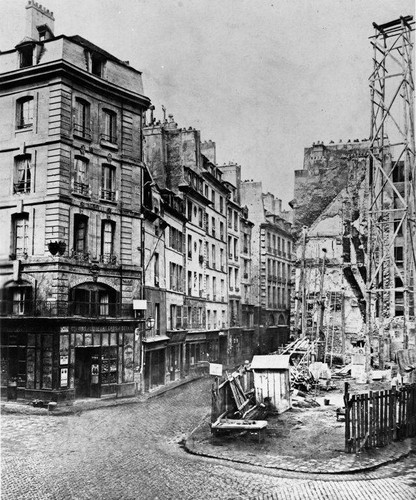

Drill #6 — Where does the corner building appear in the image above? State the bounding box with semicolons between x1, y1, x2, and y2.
0;3;150;401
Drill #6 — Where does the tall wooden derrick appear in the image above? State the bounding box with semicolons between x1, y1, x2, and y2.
367;16;415;367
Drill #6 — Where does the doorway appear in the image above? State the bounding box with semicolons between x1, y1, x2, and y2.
75;347;100;398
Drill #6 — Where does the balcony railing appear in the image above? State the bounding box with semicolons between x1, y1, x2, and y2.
100;253;117;265
13;180;31;194
100;189;116;202
73;123;92;140
73;182;90;197
0;299;134;318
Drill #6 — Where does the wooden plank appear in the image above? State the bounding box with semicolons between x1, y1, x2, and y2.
364;393;369;449
357;394;362;450
344;382;350;453
369;390;373;448
351;395;357;453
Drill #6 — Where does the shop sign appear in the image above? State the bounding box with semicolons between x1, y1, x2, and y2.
60;368;68;387
209;363;223;376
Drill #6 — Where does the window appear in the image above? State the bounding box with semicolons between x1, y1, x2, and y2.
73;214;88;254
234;211;238;231
14;155;31;194
154;303;160;335
73;157;89;196
220;248;224;270
16;97;33;129
211;217;216;237
211;189;215;205
102;110;117;143
394;246;404;264
394;220;403;236
91;53;105;77
188;271;192;295
198;208;203;228
219;196;224;214
169;263;183;292
154;253;159;286
101;220;115;263
187;201;192;221
71;283;117;317
205;242;209;267
188;235;192;258
213;277;217;298
170;305;183;329
19;45;33;68
220;221;224;241
212;244;216;269
101;164;116;201
169;226;184;252
392;162;405;183
228;208;232;228
12;214;29;257
74;99;91;140
234;239;238;260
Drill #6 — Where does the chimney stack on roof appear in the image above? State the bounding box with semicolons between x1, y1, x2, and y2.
25;1;55;41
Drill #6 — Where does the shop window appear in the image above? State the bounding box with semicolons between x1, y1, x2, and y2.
73;157;89;196
16;96;34;129
73;214;88;255
101;346;117;385
101;164;116;201
11;213;29;258
19;44;34;68
101;109;117;144
74;98;91;140
71;282;117;317
14;155;32;194
101;220;115;263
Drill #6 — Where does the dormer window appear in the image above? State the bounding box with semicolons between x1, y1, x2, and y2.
19;44;34;68
91;53;105;77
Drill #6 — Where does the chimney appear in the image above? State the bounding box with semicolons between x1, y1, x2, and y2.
25;1;55;41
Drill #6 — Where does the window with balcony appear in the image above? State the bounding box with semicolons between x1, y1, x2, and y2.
16;97;33;129
73;214;88;256
101;164;116;201
101;220;115;264
101;109;117;144
72;157;89;196
14;155;32;194
74;98;91;140
12;213;29;258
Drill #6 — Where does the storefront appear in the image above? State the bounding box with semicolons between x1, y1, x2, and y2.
143;337;168;391
166;330;187;382
1;319;137;401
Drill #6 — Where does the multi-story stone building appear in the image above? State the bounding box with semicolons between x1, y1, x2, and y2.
240;180;293;353
0;2;150;401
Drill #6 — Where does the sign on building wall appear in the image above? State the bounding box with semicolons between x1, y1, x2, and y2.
209;363;223;376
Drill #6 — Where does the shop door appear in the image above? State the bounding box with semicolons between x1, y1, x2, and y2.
75;347;100;398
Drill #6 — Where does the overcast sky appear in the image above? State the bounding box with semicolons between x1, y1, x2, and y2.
1;0;414;207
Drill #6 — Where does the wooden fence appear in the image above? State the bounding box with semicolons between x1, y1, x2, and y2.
344;382;416;453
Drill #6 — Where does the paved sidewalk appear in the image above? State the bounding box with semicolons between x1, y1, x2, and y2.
0;374;204;416
184;412;416;474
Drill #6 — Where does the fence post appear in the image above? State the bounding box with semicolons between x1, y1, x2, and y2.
344;382;350;452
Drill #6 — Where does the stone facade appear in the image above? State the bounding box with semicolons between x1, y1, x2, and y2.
0;3;150;401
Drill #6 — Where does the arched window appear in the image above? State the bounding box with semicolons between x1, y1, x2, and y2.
278;314;287;326
70;282;118;317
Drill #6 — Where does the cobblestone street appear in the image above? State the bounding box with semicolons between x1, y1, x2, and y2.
2;378;416;500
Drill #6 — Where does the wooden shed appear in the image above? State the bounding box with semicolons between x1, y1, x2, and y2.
250;355;292;414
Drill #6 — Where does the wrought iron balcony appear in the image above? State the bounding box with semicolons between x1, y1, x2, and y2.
0;299;134;318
